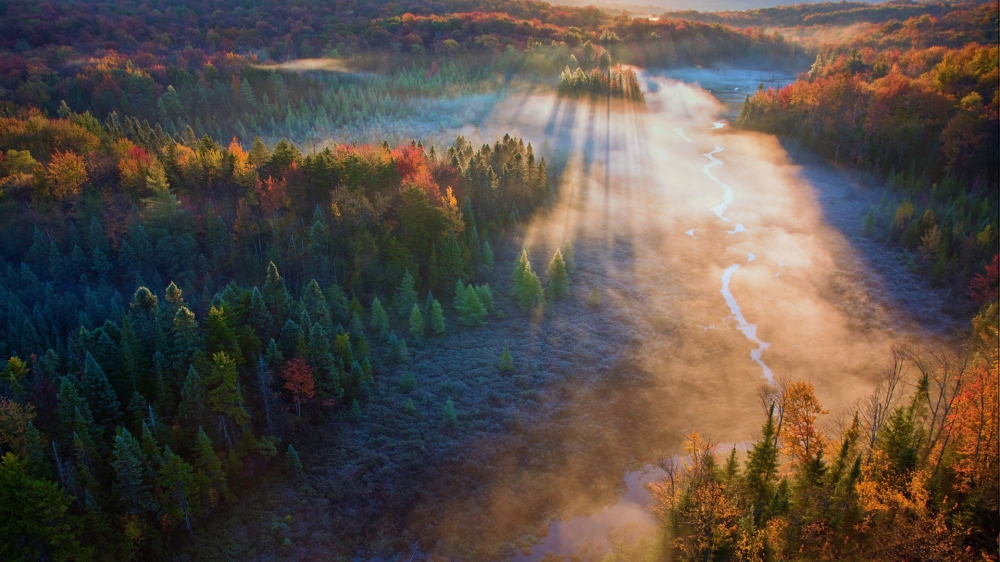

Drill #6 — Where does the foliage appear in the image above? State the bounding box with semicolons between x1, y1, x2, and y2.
650;306;1000;560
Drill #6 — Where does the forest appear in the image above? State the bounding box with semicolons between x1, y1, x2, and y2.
736;1;998;302
0;0;997;560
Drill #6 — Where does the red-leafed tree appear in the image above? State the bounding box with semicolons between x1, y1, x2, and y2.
282;358;316;416
969;253;999;305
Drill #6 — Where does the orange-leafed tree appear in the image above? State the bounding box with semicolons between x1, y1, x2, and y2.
282;358;315;417
45;150;87;200
780;381;828;471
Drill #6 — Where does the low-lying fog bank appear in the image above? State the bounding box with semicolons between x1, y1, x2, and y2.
408;69;960;558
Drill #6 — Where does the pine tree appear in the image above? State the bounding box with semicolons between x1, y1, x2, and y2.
207;352;249;434
205;306;241;363
171;307;200;375
458;287;487;327
546;249;569;301
393;270;418;319
285;444;303;475
369;297;390;340
443;399;457;425
193;427;228;506
498;347;514;373
481;240;494;273
111;428;154;514
158;446;198;534
561;241;575;273
744;405;779;523
0;453;91;562
429;298;446;335
178;366;206;428
514;252;542;310
82;352;121;428
475;284;494;314
408;304;425;340
262;262;291;323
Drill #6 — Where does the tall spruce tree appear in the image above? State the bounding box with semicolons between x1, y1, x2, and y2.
393;270;418;319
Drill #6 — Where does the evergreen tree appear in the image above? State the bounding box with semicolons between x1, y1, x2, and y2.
443;399;457;425
475;284;494;314
0;453;91;562
546;249;569;301
178;366;206;428
207;353;249;438
262;262;291;323
408;304;425;340
745;405;779;523
205;305;240;362
561;241;575;273
193;427;228;505
481;240;494;273
171;307;200;375
458;287;487;327
110;428;154;514
498;347;514;373
429;298;446;335
285;444;303;475
158;446;198;534
81;353;121;429
515;253;543;311
369;297;390;340
393;270;419;319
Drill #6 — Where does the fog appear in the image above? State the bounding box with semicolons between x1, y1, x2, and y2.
406;70;952;558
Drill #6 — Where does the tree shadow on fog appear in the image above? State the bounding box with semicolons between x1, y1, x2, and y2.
779;141;971;336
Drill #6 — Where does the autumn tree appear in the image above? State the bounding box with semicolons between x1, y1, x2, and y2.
281;358;316;416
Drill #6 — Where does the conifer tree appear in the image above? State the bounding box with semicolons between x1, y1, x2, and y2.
498;347;514;373
0;453;91;562
561;241;575;273
262;262;291;323
475;284;494;314
481;240;494;273
158;446;198;534
178;366;206;428
369;298;390;340
171;307;200;375
546;249;569;301
82;352;121;429
443;399;457;425
429;298;446;335
393;270;418;319
205;306;241;363
459;287;487;327
193;427;228;506
111;428;154;514
285;444;303;475
408;304;425;340
207;352;249;440
515;253;543;310
248;288;273;336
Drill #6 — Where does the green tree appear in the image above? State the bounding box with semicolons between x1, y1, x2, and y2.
498;347;514;373
193;427;228;507
171;307;200;375
285;444;303;475
443;399;457;425
178;366;206;428
408;304;425;340
111;428;155;514
158;446;198;534
458;286;487;327
82;352;122;429
0;453;91;562
207;352;249;446
546;249;569;301
514;251;543;310
429;298;446;335
744;405;779;523
393;270;419;319
262;262;291;323
370;297;390;340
